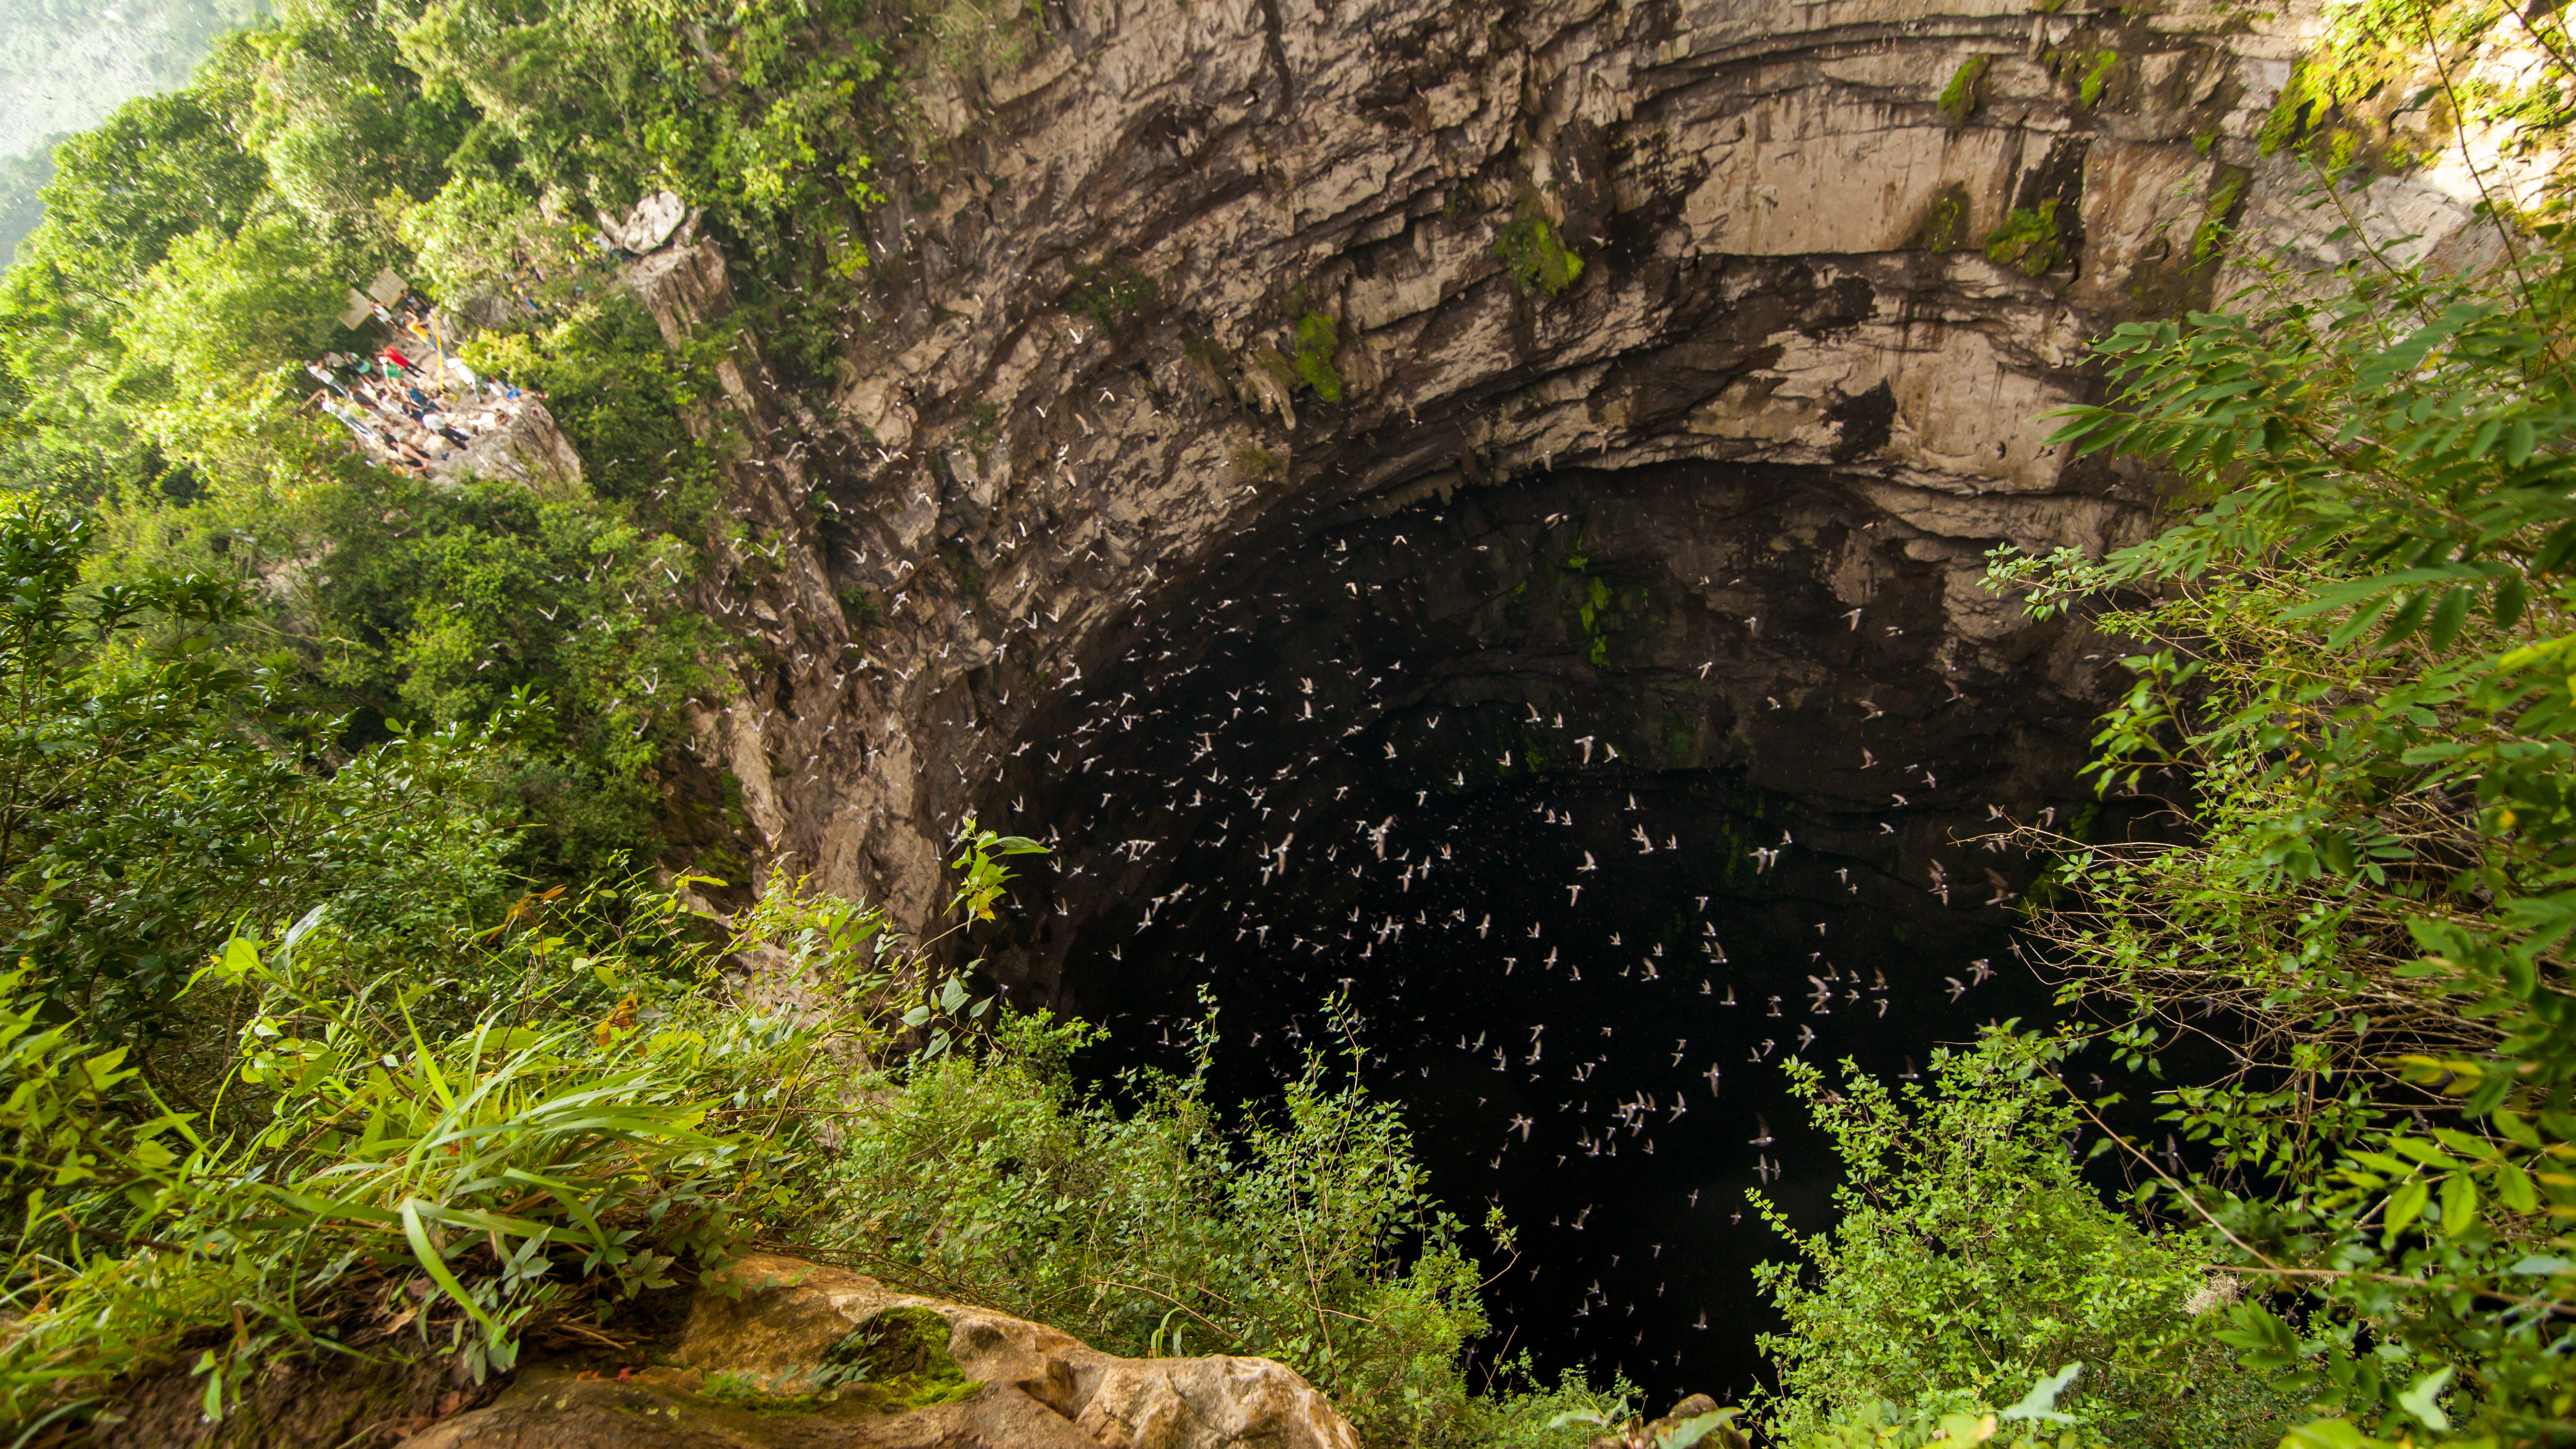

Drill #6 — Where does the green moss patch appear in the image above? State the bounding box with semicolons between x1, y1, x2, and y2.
1493;215;1586;297
1907;182;1973;252
1291;312;1344;403
2077;49;2120;109
1984;200;2065;277
1938;56;1990;128
691;1306;979;1417
832;1307;983;1411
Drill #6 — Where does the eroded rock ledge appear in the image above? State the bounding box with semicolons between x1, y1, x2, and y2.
410;1253;1360;1449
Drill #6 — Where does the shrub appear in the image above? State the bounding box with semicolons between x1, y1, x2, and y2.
0;496;516;1055
1750;1037;2298;1449
1982;16;2576;1439
811;1005;1496;1447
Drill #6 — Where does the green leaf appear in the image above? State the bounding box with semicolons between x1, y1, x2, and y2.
2398;1366;2454;1432
2442;1172;2480;1236
2282;1419;2373;1449
2497;1160;2538;1213
2388;1135;2465;1170
2425;585;2472;651
2494;572;2527;628
197;1351;225;1423
1998;1362;2084;1424
402;1199;501;1340
1660;1409;1740;1449
2386;1179;2430;1236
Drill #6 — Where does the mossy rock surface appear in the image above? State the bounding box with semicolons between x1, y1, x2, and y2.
827;1305;984;1409
397;1254;1362;1449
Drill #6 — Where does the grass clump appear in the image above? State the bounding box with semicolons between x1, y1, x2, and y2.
0;927;840;1421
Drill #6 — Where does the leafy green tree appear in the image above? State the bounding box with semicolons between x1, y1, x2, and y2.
460;291;726;510
0;90;273;499
302;472;716;874
238;0;475;234
117;213;359;464
9;91;267;295
0;494;513;1079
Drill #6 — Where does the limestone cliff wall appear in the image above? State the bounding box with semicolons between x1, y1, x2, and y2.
634;0;2487;940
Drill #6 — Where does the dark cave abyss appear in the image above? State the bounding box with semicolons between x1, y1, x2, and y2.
965;461;2153;1405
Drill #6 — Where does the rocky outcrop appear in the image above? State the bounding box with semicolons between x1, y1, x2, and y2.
407;1254;1359;1449
427;400;585;491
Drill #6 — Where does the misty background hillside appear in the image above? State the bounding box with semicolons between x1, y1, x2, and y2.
0;0;262;263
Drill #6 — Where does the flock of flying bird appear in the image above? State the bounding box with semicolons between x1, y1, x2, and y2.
978;509;2033;1397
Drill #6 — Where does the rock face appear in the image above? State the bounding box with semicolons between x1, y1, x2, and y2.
409;1253;1360;1449
638;0;2493;972
427;401;586;491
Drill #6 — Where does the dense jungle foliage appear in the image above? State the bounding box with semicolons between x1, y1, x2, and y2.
2;0;2575;1443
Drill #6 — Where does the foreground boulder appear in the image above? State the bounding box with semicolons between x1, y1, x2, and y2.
407;1252;1360;1449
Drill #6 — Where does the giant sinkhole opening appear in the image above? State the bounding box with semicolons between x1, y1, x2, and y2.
968;460;2148;1404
